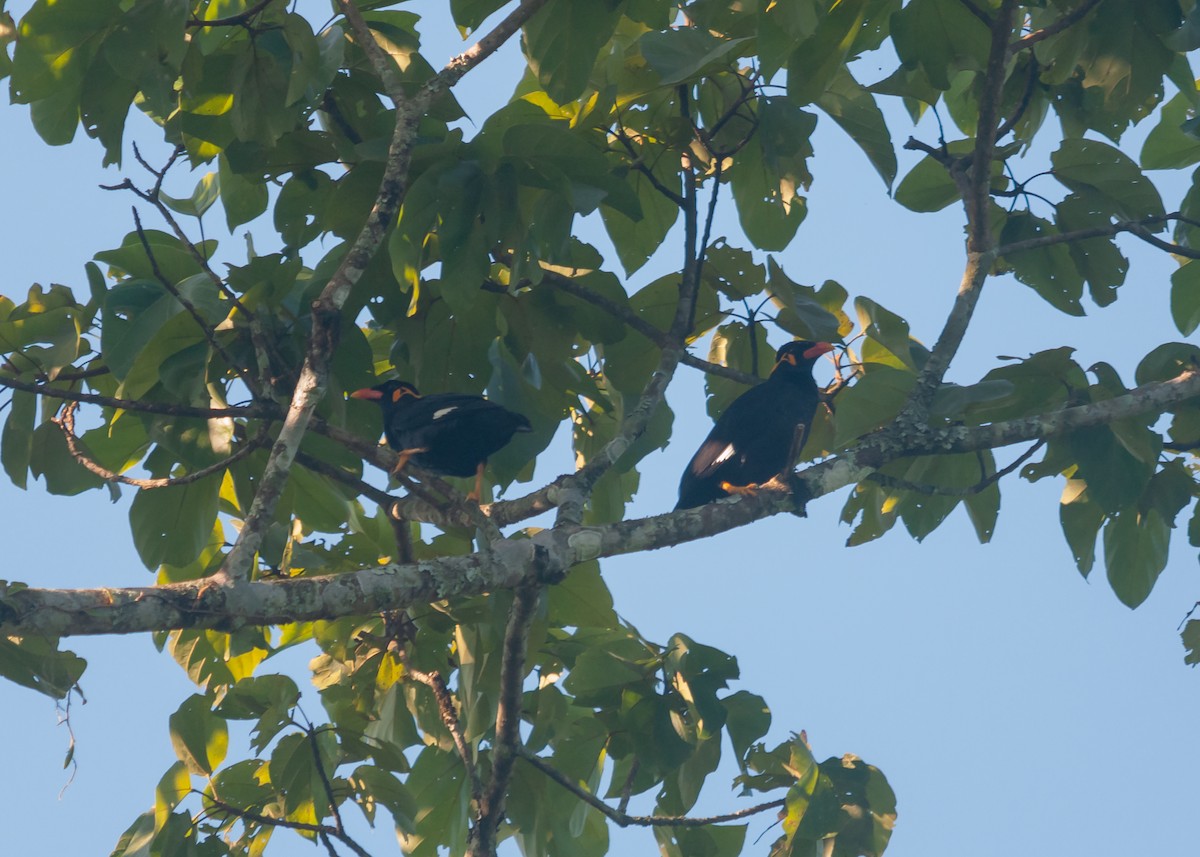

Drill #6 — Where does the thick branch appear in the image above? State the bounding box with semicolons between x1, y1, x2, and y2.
8;368;1198;638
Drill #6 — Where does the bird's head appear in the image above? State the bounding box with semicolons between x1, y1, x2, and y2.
350;380;422;410
771;340;834;377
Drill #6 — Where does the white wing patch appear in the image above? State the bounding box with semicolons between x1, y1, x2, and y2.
711;443;736;465
432;406;458;420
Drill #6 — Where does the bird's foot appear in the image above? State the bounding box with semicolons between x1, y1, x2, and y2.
719;481;760;497
390;447;428;478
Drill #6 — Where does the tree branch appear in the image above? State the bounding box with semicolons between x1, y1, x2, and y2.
1010;0;1103;51
203;795;373;857
8;368;1198;637
522;264;757;385
53;401;266;489
867;440;1044;497
517;747;785;827
995;213;1200;259
0;373;272;419
130;208;261;398
899;1;1015;427
186;0;278;28
473;586;541;855
404;662;484;812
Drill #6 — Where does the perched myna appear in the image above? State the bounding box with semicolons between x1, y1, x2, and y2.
350;380;532;501
675;340;833;509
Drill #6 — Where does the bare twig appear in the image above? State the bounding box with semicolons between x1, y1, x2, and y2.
53;401;266;489
203;795;374;857
0;373;271;419
131;209;261;397
518;747;785;828
995;56;1039;141
1011;0;1103;51
867;440;1044;497
306;722;348;836
187;0;277;28
995;213;1200;260
404;663;484;812
473;586;541;855
958;0;993;27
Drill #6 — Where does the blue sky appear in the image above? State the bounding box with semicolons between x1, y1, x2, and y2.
3;3;1199;856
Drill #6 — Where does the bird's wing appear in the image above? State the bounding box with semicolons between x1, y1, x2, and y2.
394;394;503;428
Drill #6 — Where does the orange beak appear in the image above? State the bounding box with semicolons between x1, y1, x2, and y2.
350;388;383;401
804;342;834;360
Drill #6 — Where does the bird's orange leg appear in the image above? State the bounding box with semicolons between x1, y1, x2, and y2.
719;481;760;497
467;462;485;503
391;447;427;478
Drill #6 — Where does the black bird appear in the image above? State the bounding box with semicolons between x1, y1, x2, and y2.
350;380;532;501
676;340;833;509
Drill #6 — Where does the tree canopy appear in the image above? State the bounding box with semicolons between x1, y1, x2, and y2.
3;1;1200;855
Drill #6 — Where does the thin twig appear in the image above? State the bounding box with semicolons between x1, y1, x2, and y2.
203;795;374;857
995;56;1039;141
53;401;266;489
995;213;1200;260
131;208;261;397
404;663;484;811
1011;0;1102;51
867;440;1044;497
518;747;785;828
474;586;541;853
958;0;993;27
0;373;271;418
186;0;277;28
306;722;347;836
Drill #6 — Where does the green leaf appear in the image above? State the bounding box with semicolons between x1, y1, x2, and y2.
1052;138;1167;222
855;297;916;370
1103;508;1170;608
29;421;105;496
722;690;771;778
703;240;766;301
1184;619;1200;666
1054;193;1129;307
833;365;916;448
815;65;897;189
160;172;219;219
129;474;223;570
890;0;991;90
1141;89;1200;169
999;212;1085;316
2;389;35;489
1067;425;1154;514
639;28;751;86
169;694;228;776
547;561;618;630
894;153;959;212
1170;261;1200;336
1060;479;1105;577
786;0;869;105
0;633;86;699
600;140;680;276
522;0;622;104
730;99;814;250
219;153;269;230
